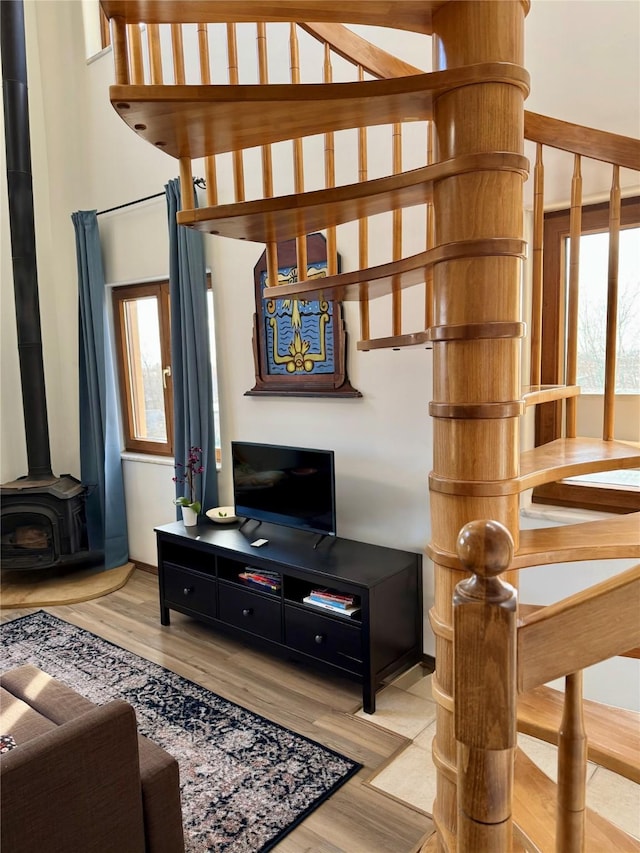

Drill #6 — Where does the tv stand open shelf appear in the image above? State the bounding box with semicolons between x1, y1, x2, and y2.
155;521;422;713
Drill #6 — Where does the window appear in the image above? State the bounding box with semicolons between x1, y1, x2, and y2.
112;277;221;461
113;281;173;455
534;196;640;513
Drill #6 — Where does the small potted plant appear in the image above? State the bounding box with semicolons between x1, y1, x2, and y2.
173;446;204;527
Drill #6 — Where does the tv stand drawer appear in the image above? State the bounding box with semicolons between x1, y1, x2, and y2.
218;583;281;642
163;563;217;619
284;605;362;673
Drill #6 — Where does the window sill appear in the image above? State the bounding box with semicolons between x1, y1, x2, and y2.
121;452;175;466
121;451;221;472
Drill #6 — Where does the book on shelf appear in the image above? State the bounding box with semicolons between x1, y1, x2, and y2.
238;570;281;591
308;588;358;609
302;595;360;617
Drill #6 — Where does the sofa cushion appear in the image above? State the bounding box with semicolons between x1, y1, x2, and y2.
1;664;96;724
0;685;57;744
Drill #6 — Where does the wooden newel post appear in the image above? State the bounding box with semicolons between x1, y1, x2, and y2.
454;519;517;852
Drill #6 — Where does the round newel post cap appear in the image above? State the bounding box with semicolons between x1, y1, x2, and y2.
457;519;514;578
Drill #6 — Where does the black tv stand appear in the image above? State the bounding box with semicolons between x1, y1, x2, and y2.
155;520;422;713
239;517;261;531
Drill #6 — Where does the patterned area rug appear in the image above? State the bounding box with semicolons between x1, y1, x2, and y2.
1;611;361;852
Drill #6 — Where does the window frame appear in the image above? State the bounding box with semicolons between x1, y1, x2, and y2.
533;195;640;514
112;280;174;457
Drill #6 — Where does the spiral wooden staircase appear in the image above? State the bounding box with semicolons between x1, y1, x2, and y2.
100;2;640;850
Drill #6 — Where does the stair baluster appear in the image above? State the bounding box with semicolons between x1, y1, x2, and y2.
604;164;621;441
171;24;184;83
357;64;370;343
111;16;128;84
323;44;339;279
565;153;583;438
128;22;144;84
149;23;164;83
197;25;218;206
227;24;245;203
290;24;308;284
530;142;545;389
392;122;403;338
425;120;435;331
556;670;587;852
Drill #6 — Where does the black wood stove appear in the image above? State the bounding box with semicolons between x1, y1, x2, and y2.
1;1;91;572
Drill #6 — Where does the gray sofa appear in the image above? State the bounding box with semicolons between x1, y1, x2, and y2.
0;664;185;853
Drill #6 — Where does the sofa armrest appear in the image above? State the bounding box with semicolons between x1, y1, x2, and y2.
1;698;146;853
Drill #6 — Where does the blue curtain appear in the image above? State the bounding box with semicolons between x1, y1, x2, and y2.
72;211;129;569
165;178;219;515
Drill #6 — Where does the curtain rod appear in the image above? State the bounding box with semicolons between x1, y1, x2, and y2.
96;177;206;217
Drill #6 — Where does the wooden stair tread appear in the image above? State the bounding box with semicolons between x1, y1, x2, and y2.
109;63;529;160
513;748;640;852
522;384;581;406
357;331;432;351
263;237;526;302
101;0;447;34
427;512;639;570
513;511;640;568
428;436;638;502
517;685;640;783
178;152;528;241
519;437;640;490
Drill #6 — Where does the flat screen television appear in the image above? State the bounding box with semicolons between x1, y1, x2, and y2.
231;441;336;538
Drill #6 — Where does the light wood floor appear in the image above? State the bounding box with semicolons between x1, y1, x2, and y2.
1;568;435;853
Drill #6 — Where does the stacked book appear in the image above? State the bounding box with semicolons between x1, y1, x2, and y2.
238;568;281;592
303;588;360;617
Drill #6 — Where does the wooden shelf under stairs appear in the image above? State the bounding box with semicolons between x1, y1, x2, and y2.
517;685;640;784
513;749;640;852
177;152;528;240
109;63;529;161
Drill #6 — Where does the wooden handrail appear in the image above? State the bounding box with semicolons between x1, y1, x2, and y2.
300;22;424;79
518;563;640;692
524;111;640;170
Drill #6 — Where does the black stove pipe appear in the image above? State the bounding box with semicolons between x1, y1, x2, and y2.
2;0;53;480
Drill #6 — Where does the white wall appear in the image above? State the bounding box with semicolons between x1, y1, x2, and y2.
1;1;637;704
